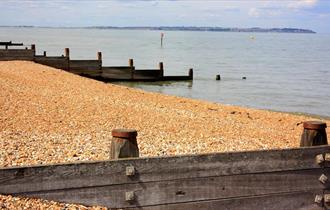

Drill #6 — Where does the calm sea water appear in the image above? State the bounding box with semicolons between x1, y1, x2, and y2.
1;27;330;117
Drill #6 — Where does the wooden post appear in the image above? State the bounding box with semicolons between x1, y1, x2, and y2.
97;52;102;61
31;44;36;56
129;59;134;68
160;32;164;48
216;75;221;80
159;62;164;77
65;48;70;58
5;45;8;50
189;68;193;79
97;52;102;71
64;48;70;71
43;51;47;57
129;59;134;79
300;121;327;147
110;129;139;159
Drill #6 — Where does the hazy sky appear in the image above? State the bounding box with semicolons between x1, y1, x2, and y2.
1;0;330;33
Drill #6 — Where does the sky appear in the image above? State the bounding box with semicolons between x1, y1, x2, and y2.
1;0;330;33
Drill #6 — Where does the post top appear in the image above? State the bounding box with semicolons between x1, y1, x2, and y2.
112;129;137;138
303;121;327;130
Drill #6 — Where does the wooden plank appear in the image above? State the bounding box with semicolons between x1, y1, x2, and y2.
69;60;101;69
70;60;101;64
102;66;132;79
0;146;328;195
134;70;161;79
69;60;101;76
14;168;327;208
162;76;192;81
0;49;34;61
126;191;323;210
102;66;132;70
34;56;69;70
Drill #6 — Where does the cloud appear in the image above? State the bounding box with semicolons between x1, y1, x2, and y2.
0;0;329;32
288;0;318;9
248;8;260;18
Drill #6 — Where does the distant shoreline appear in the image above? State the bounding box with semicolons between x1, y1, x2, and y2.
0;26;316;34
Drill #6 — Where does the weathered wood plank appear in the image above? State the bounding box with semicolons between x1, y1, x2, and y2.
0;49;34;56
162;75;192;81
14;168;327;208
0;49;35;61
102;66;132;70
126;191;323;210
0;146;328;195
134;70;162;79
34;56;69;70
102;66;132;79
68;60;102;76
69;60;101;69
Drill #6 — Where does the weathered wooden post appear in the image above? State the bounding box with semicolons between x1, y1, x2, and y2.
65;48;70;58
300;121;327;147
43;51;47;57
97;52;102;61
97;52;102;72
159;62;164;77
129;58;134;68
189;68;193;79
31;44;36;56
129;59;134;79
111;129;139;159
64;48;70;71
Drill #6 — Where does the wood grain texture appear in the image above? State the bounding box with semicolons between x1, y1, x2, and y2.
110;136;139;159
301;128;328;147
14;168;328;208
0;146;328;194
126;191;323;210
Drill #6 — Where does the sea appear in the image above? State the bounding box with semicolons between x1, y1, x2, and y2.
1;27;329;117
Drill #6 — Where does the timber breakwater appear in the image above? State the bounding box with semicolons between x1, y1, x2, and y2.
0;41;193;82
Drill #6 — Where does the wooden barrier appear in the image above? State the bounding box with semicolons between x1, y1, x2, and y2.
0;144;329;209
69;60;102;77
34;56;69;70
102;66;133;80
0;43;193;82
0;49;35;61
134;69;162;80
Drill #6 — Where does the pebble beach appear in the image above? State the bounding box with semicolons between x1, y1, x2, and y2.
1;61;329;209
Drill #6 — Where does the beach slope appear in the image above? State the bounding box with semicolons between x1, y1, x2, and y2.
0;61;329;209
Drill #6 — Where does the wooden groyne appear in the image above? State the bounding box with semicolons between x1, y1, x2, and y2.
0;122;328;209
0;42;193;82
